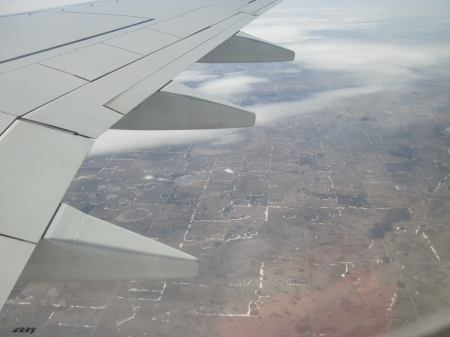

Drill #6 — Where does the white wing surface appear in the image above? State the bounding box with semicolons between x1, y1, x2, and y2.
0;0;294;309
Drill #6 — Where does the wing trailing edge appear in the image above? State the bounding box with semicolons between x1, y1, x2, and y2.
18;204;199;283
110;81;255;130
197;31;295;63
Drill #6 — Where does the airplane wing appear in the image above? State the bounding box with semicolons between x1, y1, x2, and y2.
0;0;294;309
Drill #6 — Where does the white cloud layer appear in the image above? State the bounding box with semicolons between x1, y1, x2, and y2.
174;69;220;83
89;129;227;156
291;40;449;87
244;9;450;89
253;85;383;124
194;73;269;101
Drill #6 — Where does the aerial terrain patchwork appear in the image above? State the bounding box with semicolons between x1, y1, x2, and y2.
1;59;450;337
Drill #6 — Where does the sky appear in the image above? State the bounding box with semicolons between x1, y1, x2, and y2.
276;0;450;9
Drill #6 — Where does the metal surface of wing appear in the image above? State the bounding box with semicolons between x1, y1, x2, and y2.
0;0;293;310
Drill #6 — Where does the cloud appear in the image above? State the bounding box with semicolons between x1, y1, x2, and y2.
243;9;450;89
242;11;381;44
89;129;228;156
290;40;450;87
251;85;383;124
174;68;270;102
174;69;220;83
193;73;269;102
274;0;450;10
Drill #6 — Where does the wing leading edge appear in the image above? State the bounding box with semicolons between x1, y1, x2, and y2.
0;0;294;310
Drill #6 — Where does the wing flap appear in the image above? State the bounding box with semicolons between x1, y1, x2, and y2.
0;121;94;243
18;204;199;283
103;28;180;56
0;64;87;116
0;236;35;308
111;81;255;130
25;105;123;139
39;43;142;81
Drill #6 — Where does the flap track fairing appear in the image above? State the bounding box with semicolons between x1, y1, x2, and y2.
197;31;295;63
110;81;255;130
18;204;199;283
